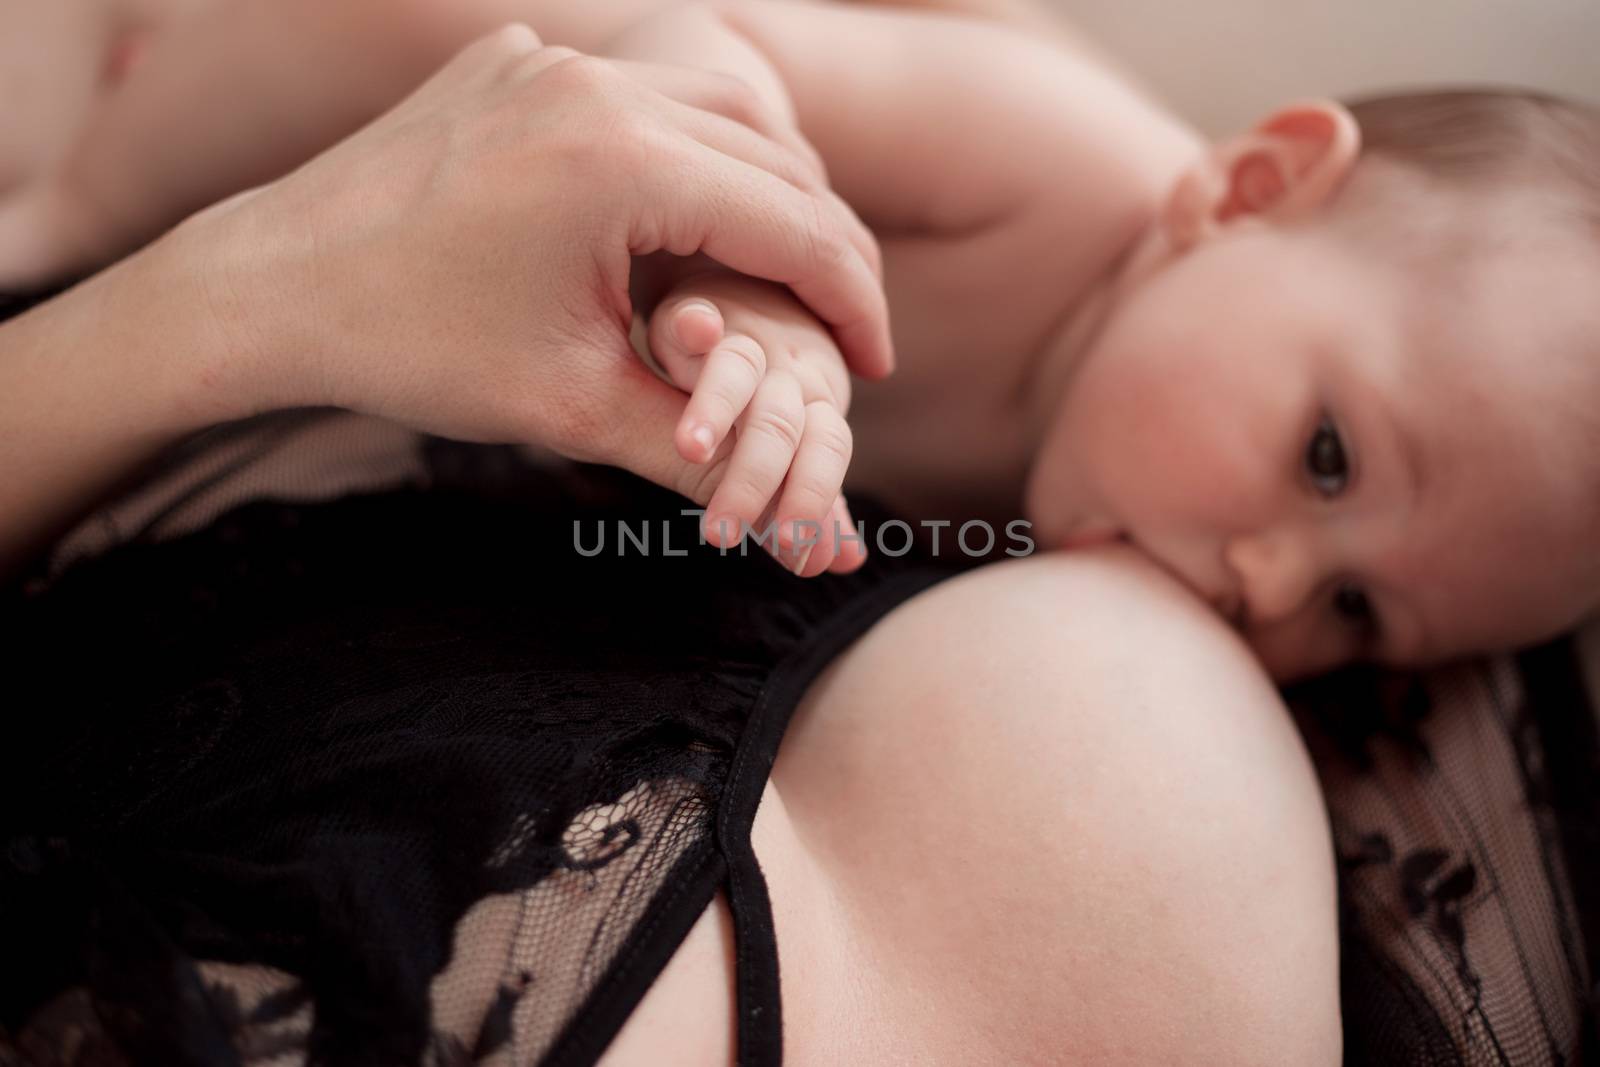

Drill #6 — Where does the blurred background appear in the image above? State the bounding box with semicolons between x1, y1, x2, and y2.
1049;0;1600;134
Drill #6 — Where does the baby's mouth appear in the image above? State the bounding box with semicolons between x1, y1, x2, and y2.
1058;520;1127;551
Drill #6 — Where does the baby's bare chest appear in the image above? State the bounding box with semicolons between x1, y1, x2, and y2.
854;202;1136;416
842;208;1134;511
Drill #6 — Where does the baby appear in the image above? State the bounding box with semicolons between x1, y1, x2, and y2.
3;0;1597;685
616;1;1600;684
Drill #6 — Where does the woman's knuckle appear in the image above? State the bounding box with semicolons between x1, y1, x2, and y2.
545;52;611;91
803;200;849;274
780;147;821;191
711;73;762;124
485;22;541;58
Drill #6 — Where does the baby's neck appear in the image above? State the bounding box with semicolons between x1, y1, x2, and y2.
842;101;1206;531
843;211;1178;530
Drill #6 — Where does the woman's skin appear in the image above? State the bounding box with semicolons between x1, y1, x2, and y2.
0;18;1340;1061
604;547;1341;1064
0;27;889;581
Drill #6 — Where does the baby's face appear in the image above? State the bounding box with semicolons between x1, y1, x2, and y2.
1026;218;1598;683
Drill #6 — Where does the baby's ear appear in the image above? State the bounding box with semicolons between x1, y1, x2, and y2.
1162;100;1361;251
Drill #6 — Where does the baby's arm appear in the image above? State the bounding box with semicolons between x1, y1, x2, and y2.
704;0;1169;236
840;0;1086;44
837;0;1172;117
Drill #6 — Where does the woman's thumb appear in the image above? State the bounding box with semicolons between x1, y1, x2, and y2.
579;350;731;509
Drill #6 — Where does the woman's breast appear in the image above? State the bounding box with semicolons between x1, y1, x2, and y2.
598;779;896;1066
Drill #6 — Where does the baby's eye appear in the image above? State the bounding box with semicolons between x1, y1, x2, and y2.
1305;417;1349;496
1332;582;1376;631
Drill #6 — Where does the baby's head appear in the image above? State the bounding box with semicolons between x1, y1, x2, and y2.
1027;88;1600;683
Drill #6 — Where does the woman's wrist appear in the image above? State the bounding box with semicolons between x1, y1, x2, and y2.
152;187;316;426
0;198;298;579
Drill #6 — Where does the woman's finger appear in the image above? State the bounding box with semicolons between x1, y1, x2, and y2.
516;48;889;377
601;58;876;286
661;96;881;287
444;24;551;95
822;186;882;283
634;149;893;381
662;94;824;197
607;59;826;178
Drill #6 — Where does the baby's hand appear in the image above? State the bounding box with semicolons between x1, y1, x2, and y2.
646;272;865;577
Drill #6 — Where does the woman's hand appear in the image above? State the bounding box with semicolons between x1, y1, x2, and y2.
0;26;890;581
196;26;890;486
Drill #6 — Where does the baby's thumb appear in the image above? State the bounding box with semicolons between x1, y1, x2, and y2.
645;295;723;392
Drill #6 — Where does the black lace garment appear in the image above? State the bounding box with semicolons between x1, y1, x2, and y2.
0;430;957;1066
1288;639;1600;1065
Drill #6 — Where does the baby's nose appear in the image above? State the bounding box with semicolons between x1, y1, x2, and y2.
1223;528;1322;627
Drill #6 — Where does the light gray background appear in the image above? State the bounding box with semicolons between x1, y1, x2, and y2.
1048;0;1600;134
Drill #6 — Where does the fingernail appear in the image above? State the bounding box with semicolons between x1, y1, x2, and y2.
691;423;714;454
790;544;814;576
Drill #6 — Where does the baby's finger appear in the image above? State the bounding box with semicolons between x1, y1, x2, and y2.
646;295;724;391
773;400;853;573
677;332;767;463
790;493;866;578
823;496;868;575
703;371;805;550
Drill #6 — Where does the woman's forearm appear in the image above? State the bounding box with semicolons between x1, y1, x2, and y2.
0;214;266;582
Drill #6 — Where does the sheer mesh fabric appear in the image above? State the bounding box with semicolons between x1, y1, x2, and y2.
0;414;954;1065
1288;641;1600;1065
